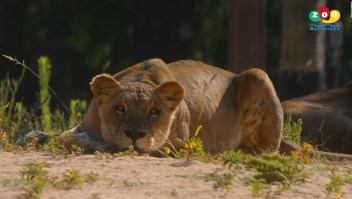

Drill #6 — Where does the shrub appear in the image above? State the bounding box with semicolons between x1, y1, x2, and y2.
217;149;251;170
246;153;308;185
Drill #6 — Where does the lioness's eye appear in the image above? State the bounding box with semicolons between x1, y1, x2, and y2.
115;105;125;114
149;109;159;117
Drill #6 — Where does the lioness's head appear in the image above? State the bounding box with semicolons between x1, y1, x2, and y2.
90;74;184;154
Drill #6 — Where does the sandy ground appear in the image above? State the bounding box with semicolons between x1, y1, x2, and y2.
0;152;352;199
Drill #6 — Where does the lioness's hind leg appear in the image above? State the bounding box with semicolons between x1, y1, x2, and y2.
233;68;283;154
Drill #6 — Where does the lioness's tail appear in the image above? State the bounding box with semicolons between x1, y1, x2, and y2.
280;139;352;161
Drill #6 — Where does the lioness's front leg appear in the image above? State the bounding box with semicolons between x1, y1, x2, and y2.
164;102;190;153
61;125;117;153
232;68;283;154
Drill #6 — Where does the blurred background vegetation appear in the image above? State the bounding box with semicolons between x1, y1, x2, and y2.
0;0;351;108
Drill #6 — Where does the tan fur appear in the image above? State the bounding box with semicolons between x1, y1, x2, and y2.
61;59;352;160
62;59;284;155
282;83;352;154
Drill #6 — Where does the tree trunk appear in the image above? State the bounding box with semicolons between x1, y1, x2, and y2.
279;0;326;99
228;0;266;73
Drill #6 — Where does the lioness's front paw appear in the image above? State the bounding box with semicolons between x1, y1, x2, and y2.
25;130;50;144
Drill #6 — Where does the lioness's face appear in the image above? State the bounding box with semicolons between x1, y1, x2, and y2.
91;74;184;154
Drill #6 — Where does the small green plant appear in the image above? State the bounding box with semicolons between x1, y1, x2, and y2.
114;145;138;157
248;178;268;197
292;142;314;164
204;171;234;191
94;151;114;159
14;103;25;132
94;145;138;159
246;153;308;185
175;125;206;161
217;149;251;170
60;169;82;190
85;171;100;184
19;162;49;199
283;113;303;145
69;99;88;127
326;173;345;196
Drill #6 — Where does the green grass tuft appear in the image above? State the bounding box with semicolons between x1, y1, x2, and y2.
326;173;345;196
283;112;303;145
17;162;99;198
19;162;49;199
69;99;88;127
217;149;251;170
246;153;308;185
204;171;234;191
248;178;268;197
0;68;26;141
60;169;83;190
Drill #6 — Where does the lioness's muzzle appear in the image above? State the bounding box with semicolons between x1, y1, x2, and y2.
124;129;147;141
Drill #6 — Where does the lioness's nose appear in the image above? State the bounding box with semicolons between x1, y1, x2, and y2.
124;129;147;141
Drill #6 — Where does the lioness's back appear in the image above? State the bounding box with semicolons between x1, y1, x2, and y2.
168;60;236;115
168;60;235;84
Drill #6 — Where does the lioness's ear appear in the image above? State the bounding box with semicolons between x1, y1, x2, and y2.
91;74;122;98
153;81;185;111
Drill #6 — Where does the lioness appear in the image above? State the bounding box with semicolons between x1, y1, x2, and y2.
282;83;352;154
61;59;283;155
35;59;351;159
